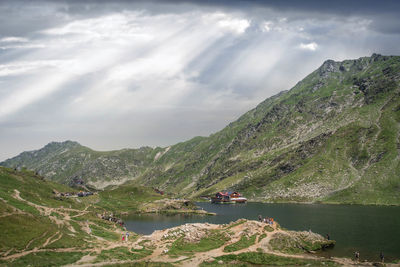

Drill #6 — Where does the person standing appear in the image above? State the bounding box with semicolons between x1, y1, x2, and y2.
126;232;130;241
354;251;360;262
380;251;384;263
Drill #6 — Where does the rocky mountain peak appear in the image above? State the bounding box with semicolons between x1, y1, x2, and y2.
1;54;399;205
319;59;339;77
44;140;80;148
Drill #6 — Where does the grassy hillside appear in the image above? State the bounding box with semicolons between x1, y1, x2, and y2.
139;54;400;205
2;54;400;205
0;166;185;266
1;141;160;189
0;167;96;266
0;173;347;267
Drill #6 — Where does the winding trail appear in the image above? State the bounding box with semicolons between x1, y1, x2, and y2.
2;191;391;266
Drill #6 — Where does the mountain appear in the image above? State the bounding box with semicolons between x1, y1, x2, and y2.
2;54;400;204
0;140;159;189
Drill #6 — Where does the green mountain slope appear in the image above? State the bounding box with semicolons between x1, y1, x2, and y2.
0;166;93;265
1;141;160;189
0;166;198;266
2;54;400;204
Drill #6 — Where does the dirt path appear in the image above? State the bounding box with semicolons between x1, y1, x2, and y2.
42;231;62;247
1;190;95;260
2;192;384;267
25;231;48;250
69;220;353;267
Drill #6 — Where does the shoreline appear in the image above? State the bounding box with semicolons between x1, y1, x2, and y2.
195;198;400;207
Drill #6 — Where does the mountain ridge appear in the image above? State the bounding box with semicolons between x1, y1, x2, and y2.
2;53;400;205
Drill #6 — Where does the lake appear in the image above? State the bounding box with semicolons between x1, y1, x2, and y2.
123;202;400;262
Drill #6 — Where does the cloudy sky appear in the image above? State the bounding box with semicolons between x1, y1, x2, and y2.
1;0;400;160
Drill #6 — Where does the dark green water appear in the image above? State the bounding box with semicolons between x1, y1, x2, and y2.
123;202;400;262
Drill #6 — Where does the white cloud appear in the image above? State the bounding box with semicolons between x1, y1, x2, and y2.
262;21;273;32
203;13;250;34
0;60;72;77
1;3;399;160
218;18;250;34
0;37;29;43
299;42;318;51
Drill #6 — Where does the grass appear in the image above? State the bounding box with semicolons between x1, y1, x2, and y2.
7;251;86;267
224;219;246;230
258;233;267;242
264;225;274;232
46;230;92;249
200;252;340;266
0;167;84;210
269;232;335;254
90;224;120;241
168;230;230;256
0;214;58;253
95;247;133;262
130;246;154;259
102;263;174;267
50;212;63;219
223;234;257;252
94;245;153;262
97;184;164;214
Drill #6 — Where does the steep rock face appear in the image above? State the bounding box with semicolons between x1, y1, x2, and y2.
2;54;400;204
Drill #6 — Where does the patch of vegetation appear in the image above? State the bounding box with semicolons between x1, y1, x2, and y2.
46;230;92;249
270;232;335;254
223;234;257;252
7;251;85;267
50;212;63;219
90;224;119;241
258;233;267;242
0;214;58;253
0;167;84;210
200;252;339;266
95;247;133;262
97;184;164;213
168;230;230;256
224;219;246;230
102;262;174;267
130;246;153;259
264;225;274;232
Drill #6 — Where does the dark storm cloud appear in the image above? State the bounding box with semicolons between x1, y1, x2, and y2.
1;0;399;36
54;0;400;19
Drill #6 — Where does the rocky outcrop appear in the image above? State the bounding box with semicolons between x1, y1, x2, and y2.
270;231;335;254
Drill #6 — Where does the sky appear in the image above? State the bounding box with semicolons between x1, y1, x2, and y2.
1;0;400;160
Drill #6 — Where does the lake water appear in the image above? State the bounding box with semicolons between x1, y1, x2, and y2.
123;202;400;262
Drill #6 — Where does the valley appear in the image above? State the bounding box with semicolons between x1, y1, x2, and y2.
1;54;400;266
2;54;400;205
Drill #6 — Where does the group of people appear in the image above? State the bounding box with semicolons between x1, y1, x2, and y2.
354;251;384;263
258;215;274;225
122;232;130;242
101;213;125;227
